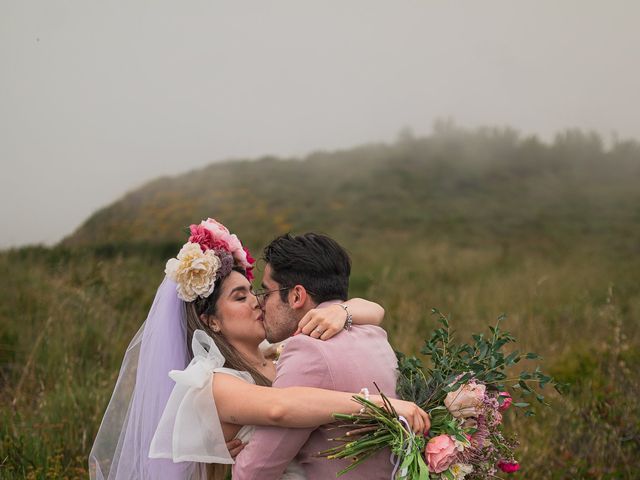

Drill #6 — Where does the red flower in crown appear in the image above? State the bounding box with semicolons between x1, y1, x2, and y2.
243;247;256;281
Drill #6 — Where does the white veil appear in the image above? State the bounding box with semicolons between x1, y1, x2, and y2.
89;277;204;480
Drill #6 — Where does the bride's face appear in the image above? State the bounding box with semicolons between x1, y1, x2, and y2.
210;271;265;344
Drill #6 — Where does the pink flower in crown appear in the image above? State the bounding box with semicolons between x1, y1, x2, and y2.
200;218;239;254
200;218;243;257
229;235;254;266
188;224;229;252
201;218;230;237
226;234;244;259
197;218;256;271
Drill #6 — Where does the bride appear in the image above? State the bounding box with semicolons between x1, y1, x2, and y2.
89;218;429;480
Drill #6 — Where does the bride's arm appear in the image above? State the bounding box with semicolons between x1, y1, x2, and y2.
296;298;385;339
212;373;429;433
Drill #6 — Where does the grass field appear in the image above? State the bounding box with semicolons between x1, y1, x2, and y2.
2;128;639;478
1;233;638;479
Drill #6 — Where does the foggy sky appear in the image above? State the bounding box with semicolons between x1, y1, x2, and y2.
1;1;639;248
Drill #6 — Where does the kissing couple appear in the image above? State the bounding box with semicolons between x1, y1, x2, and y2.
89;218;430;480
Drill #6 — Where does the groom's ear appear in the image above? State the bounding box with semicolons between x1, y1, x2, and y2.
289;285;308;310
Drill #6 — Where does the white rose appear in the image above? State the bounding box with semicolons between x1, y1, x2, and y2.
165;242;221;301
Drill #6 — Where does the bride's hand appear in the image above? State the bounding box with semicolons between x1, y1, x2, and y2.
296;304;348;340
372;397;431;435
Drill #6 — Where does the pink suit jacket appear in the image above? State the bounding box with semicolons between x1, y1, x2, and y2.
232;322;399;480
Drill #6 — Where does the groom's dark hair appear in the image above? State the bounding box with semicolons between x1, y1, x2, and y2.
263;232;351;304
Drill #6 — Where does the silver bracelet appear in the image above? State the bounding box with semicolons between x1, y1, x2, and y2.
338;303;353;330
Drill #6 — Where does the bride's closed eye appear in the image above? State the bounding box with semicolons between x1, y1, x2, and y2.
228;286;250;301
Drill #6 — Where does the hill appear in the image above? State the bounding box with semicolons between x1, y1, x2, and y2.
63;124;640;254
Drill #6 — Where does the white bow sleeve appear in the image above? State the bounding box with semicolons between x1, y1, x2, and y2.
149;330;253;464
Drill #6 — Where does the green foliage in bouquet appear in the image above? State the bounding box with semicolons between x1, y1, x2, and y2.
397;309;567;416
323;309;566;479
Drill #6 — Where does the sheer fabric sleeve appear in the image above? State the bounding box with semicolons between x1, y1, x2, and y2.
149;330;253;464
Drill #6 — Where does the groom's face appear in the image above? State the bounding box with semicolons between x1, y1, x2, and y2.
260;264;298;343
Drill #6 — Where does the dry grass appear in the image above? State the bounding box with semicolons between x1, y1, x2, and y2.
0;234;639;479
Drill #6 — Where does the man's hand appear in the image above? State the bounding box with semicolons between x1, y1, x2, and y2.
226;438;246;459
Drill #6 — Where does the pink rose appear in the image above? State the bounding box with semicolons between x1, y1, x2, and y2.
444;382;486;418
226;233;243;256
228;236;256;270
201;218;230;236
188;224;229;252
425;435;458;473
200;219;241;256
497;461;520;473
498;392;512;411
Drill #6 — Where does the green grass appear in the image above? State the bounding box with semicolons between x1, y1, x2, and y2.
1;234;638;479
2;127;640;478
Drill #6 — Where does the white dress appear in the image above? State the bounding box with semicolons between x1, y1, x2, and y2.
149;330;306;479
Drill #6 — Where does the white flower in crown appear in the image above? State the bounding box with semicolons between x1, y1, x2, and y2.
165;242;221;301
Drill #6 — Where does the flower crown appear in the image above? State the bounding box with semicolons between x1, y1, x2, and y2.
165;218;255;302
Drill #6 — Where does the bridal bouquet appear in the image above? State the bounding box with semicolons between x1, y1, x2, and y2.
322;309;564;479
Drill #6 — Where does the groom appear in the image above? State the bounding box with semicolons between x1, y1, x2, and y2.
232;233;399;479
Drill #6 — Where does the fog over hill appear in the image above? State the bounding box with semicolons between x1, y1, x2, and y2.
64;124;640;252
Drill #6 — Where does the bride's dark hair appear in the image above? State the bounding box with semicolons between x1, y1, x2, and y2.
184;267;272;388
184;267;271;480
